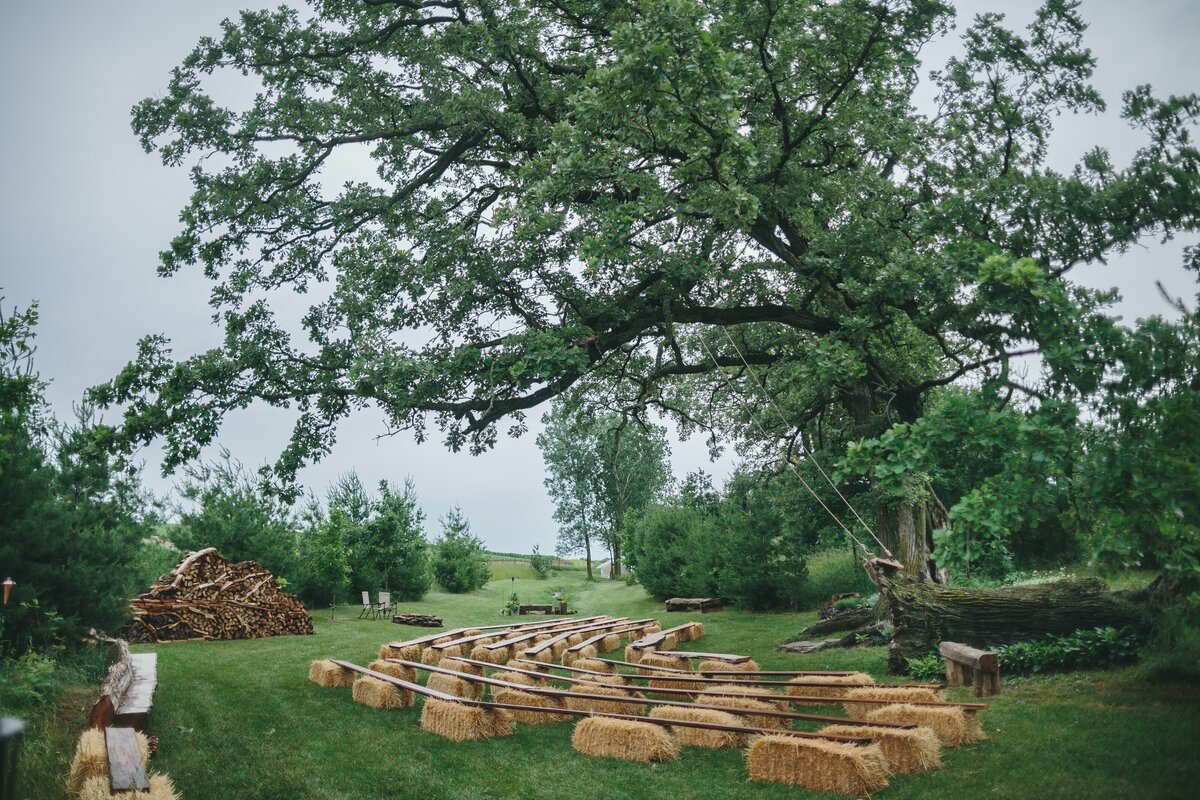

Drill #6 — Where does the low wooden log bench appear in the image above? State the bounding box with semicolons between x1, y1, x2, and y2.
390;614;443;627
665;597;723;613
518;604;554;615
668;651;750;663
87;638;159;792
939;641;1000;697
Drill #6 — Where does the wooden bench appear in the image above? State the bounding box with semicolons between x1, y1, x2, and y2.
667;651;751;663
517;604;554;615
664;597;723;613
939;641;1000;697
88;638;158;792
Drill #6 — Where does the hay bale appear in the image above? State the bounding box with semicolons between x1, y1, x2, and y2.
645;622;663;634
462;629;482;637
564;682;645;715
485;645;512;664
624;645;643;663
77;774;178;800
699;684;786;707
437;644;463;659
843;686;942;713
576;644;599;661
67;729;151;794
600;634;621;652
660;633;679;650
572;657;617;675
786;672;875;699
566;633;585;646
469;644;492;662
308;659;354;688
426;672;485;700
571;717;680;763
353;675;414;709
746;735;889;795
492;687;572;724
821;724;943;774
421;647;444;665
638;651;690;672
527;648;554;663
438;658;483;677
367;660;417;683
551;640;571;659
379;643;419;661
533;634;553;644
648;706;746;749
491;670;538;687
679;622;703;641
420;699;513;741
864;703;985;746
513;658;549;673
700;694;788;729
697;659;760;679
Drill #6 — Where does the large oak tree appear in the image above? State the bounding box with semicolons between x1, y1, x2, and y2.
93;0;1199;577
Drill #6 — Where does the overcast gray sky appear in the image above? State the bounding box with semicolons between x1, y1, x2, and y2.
1;1;1196;553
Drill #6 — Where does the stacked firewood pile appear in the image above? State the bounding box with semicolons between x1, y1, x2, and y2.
124;548;313;642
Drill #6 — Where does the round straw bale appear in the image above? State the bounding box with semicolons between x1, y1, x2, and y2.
572;657;617;675
786;672;875;699
426;671;485;700
491;670;538;687
420;699;513;741
368;660;416;683
379;643;419;661
77;773;178;800
863;703;985;747
821;723;943;774
699;694;789;729
353;675;415;709
492;687;573;723
648;707;746;748
843;686;942;714
624;645;643;663
638;651;690;672
600;635;621;652
696;659;761;679
571;717;680;763
308;659;354;688
438;658;484;677
746;735;889;795
564;682;646;715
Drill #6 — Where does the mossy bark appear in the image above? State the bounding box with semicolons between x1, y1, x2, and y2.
878;573;1149;672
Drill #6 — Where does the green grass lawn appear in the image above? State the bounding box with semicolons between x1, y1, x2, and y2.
23;573;1200;800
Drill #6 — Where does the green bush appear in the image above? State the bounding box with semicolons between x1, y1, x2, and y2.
529;545;552;579
800;547;875;609
904;653;945;682
996;626;1139;675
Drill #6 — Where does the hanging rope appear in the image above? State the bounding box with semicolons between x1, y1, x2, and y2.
715;328;896;561
694;335;880;562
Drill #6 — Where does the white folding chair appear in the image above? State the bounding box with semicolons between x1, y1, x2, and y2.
358;590;377;619
376;591;392;618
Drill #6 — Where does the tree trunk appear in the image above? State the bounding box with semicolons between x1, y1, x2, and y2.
611;536;622;579
874;567;1149;672
584;536;593;581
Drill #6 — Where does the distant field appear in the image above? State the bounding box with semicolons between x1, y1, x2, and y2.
21;571;1199;800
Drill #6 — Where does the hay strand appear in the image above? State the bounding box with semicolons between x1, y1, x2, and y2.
821;724;943;774
647;707;746;749
308;659;354;688
864;704;986;747
746;735;889;796
420;699;513;741
571;717;680;763
352;675;414;709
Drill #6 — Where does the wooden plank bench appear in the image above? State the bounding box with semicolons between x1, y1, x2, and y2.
105;726;149;792
939;641;1000;697
517;604;554;615
664;597;723;613
89;640;158;731
667;651;751;663
629;622;700;651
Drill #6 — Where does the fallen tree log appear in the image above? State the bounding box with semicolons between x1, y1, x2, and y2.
872;562;1148;672
790;607;873;639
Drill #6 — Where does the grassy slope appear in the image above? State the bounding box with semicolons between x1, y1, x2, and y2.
26;571;1200;800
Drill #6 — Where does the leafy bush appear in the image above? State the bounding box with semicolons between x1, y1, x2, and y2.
800;547;875;609
622;505;721;599
904;653;946;682
431;507;490;593
996;626;1139;675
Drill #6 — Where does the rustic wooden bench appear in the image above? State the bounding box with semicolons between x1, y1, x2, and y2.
939;641;1000;697
517;604;554;615
667;651;750;663
87;638;158;792
664;597;723;613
